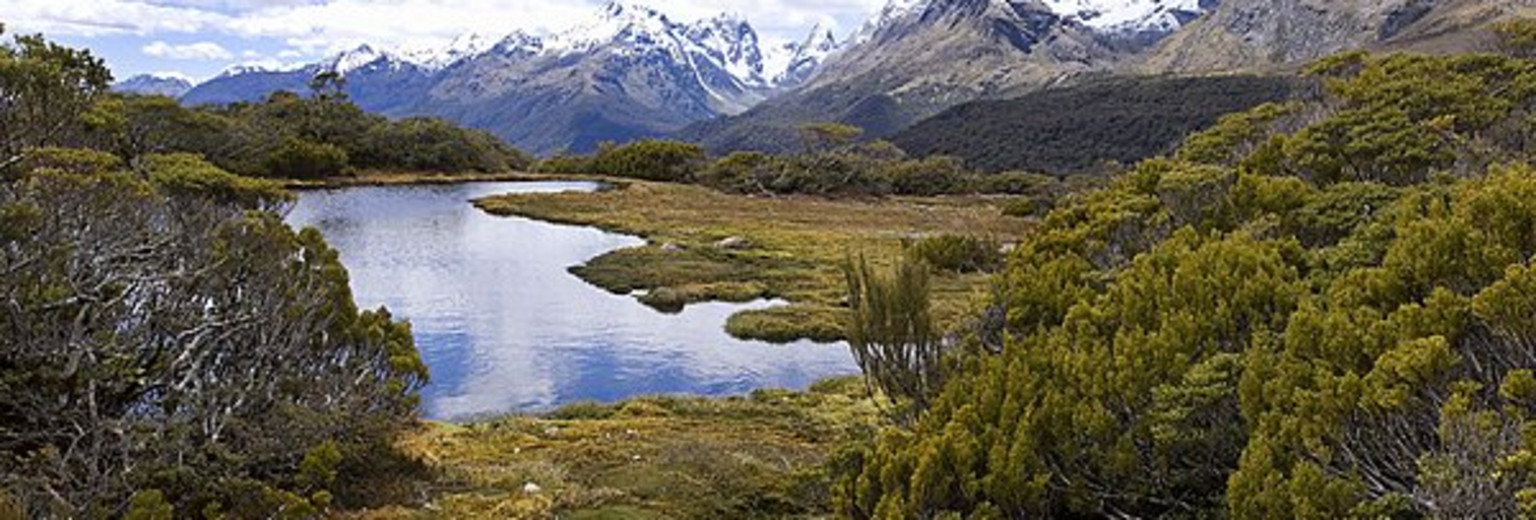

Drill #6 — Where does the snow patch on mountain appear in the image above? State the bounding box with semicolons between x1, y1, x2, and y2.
327;44;406;75
853;0;1210;42
766;23;840;86
686;13;768;87
215;59;307;79
113;72;196;97
1041;0;1206;32
401;33;498;70
546;1;679;56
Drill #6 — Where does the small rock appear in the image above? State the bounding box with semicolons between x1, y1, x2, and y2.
631;454;643;461
625;429;639;437
659;242;683;252
543;426;560;437
716;236;750;249
523;482;542;494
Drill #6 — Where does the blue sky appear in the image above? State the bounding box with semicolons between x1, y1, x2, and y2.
2;0;887;82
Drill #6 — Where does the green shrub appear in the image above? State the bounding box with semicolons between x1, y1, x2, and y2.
354;117;528;173
905;234;1003;273
883;156;974;195
976;171;1060;196
262;137;349;179
536;153;595;174
589;139;706;182
1001;197;1048;218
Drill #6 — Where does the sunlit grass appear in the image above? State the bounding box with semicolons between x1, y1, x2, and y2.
353;377;879;519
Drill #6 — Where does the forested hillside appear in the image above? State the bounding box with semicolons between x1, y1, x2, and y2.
892;75;1304;174
837;29;1536;518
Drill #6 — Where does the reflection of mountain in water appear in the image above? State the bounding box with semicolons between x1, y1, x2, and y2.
285;182;856;420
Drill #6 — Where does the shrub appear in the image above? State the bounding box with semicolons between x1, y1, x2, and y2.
354;118;528;173
536;153;595;174
882;155;974;195
262;136;349;179
843;255;944;424
589;139;706;182
976;171;1061;196
905;234;1003;273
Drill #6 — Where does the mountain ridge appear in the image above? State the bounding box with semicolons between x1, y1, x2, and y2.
686;0;1535;154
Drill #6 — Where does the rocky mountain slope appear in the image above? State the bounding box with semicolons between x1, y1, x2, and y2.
181;1;837;154
1140;0;1532;73
175;0;1532;157
683;0;1212;153
688;0;1532;154
113;73;194;98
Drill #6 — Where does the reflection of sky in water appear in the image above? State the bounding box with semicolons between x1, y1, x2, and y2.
285;182;858;420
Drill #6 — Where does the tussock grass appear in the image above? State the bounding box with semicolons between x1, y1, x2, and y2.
357;377;878;519
475;180;1032;342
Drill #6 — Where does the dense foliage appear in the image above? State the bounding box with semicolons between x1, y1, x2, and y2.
90;86;530;179
0;29;428;516
537;134;1081;199
836;48;1536;519
892;75;1303;175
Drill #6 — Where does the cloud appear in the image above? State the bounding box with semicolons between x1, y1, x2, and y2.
0;0;231;36
142;40;233;60
6;0;888;57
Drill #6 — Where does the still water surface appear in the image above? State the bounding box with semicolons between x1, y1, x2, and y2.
286;181;858;420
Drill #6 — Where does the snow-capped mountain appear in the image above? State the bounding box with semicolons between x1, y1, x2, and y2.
113;73;194;98
853;0;1210;44
184;1;836;154
768;24;841;87
401;33;499;71
1040;0;1207;33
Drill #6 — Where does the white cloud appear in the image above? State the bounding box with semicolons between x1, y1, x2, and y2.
5;0;889;57
0;0;231;36
142;40;233;60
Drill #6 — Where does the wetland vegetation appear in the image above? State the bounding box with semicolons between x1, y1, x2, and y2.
13;18;1536;520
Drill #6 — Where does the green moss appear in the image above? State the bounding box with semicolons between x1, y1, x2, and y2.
725;305;848;344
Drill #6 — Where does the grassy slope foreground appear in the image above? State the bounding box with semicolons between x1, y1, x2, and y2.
354;378;878;518
474;179;1033;343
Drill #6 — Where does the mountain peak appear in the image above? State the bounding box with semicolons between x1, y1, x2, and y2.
329;44;400;75
551;1;679;54
113;72;195;98
1040;0;1206;33
401;32;499;70
597;0;670;24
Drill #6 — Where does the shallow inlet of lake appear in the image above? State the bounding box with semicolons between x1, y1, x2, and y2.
286;181;859;421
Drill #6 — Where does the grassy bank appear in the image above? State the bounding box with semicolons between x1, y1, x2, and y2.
357;377;878;519
474;180;1032;343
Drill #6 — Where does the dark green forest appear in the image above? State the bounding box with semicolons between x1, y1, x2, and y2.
891;75;1304;175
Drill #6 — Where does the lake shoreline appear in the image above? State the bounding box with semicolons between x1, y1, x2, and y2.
474;179;1033;343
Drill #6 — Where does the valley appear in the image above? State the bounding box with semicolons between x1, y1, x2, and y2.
11;0;1536;518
